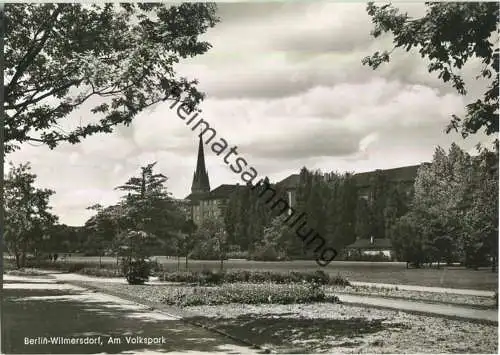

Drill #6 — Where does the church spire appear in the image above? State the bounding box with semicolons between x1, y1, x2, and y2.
191;135;210;194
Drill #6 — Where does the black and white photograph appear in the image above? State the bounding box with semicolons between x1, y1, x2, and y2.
1;1;498;354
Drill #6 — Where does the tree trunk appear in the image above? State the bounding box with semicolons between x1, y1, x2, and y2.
185;255;188;271
177;255;180;271
220;257;224;271
20;253;26;268
99;254;102;269
15;253;21;269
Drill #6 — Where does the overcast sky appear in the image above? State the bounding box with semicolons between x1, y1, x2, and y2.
9;2;495;226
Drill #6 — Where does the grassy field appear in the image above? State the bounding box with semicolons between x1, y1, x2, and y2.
40;255;498;291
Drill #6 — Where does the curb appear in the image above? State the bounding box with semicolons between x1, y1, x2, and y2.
68;280;276;354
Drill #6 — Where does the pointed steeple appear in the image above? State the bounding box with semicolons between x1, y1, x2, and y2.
191;135;210;194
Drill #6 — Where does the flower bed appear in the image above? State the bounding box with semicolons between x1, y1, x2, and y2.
76;281;339;307
159;269;350;286
161;283;339;306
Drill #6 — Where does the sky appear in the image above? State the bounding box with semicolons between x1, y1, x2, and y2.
9;2;495;226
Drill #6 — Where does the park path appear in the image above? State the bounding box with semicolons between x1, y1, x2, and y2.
336;293;497;324
3;274;263;354
349;281;495;297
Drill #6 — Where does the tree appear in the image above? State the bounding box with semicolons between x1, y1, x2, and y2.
195;217;227;270
176;219;198;270
363;2;499;139
115;162;183;250
390;212;427;267
116;230;155;284
4;162;58;268
393;143;497;268
355;197;372;241
4;3;219;153
462;146;499;270
253;215;288;261
84;203;125;267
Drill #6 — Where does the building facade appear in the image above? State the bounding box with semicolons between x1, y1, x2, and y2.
185;137;241;226
185;136;424;228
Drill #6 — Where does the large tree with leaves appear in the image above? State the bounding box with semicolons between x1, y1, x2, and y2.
4;3;218;153
4;162;58;268
84;203;127;266
363;2;499;139
194;217;228;270
114;162;184;252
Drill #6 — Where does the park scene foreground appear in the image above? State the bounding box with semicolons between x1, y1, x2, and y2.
3;259;498;354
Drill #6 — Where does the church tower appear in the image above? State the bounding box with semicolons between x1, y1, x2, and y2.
191;135;210;194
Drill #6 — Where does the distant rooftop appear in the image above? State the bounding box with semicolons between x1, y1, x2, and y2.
276;163;426;188
185;183;246;201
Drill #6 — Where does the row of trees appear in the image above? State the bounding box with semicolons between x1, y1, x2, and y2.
391;143;498;269
215;143;497;270
220;169;412;261
5;144;496;272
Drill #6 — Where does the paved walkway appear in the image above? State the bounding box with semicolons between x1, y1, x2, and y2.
350;281;495;297
3;274;263;354
26;270;173;285
337;293;497;324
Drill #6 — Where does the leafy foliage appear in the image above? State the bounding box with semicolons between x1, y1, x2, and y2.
193;217;228;269
82;162;187;283
113;162;185;254
251;215;289;261
391;143;499;268
159;269;348;287
363;2;499;139
4;162;58;268
117;230;155;285
4;3;219;152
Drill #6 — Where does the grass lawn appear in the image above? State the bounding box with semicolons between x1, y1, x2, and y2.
49;256;498;290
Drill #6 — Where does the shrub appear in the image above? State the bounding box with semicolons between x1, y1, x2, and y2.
121;258;151;285
67;263;87;273
161;271;197;283
79;267;123;277
198;269;225;286
23;259;89;273
160;282;340;307
148;259;162;273
226;250;249;259
158;269;349;286
329;274;350;286
7;268;48;277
